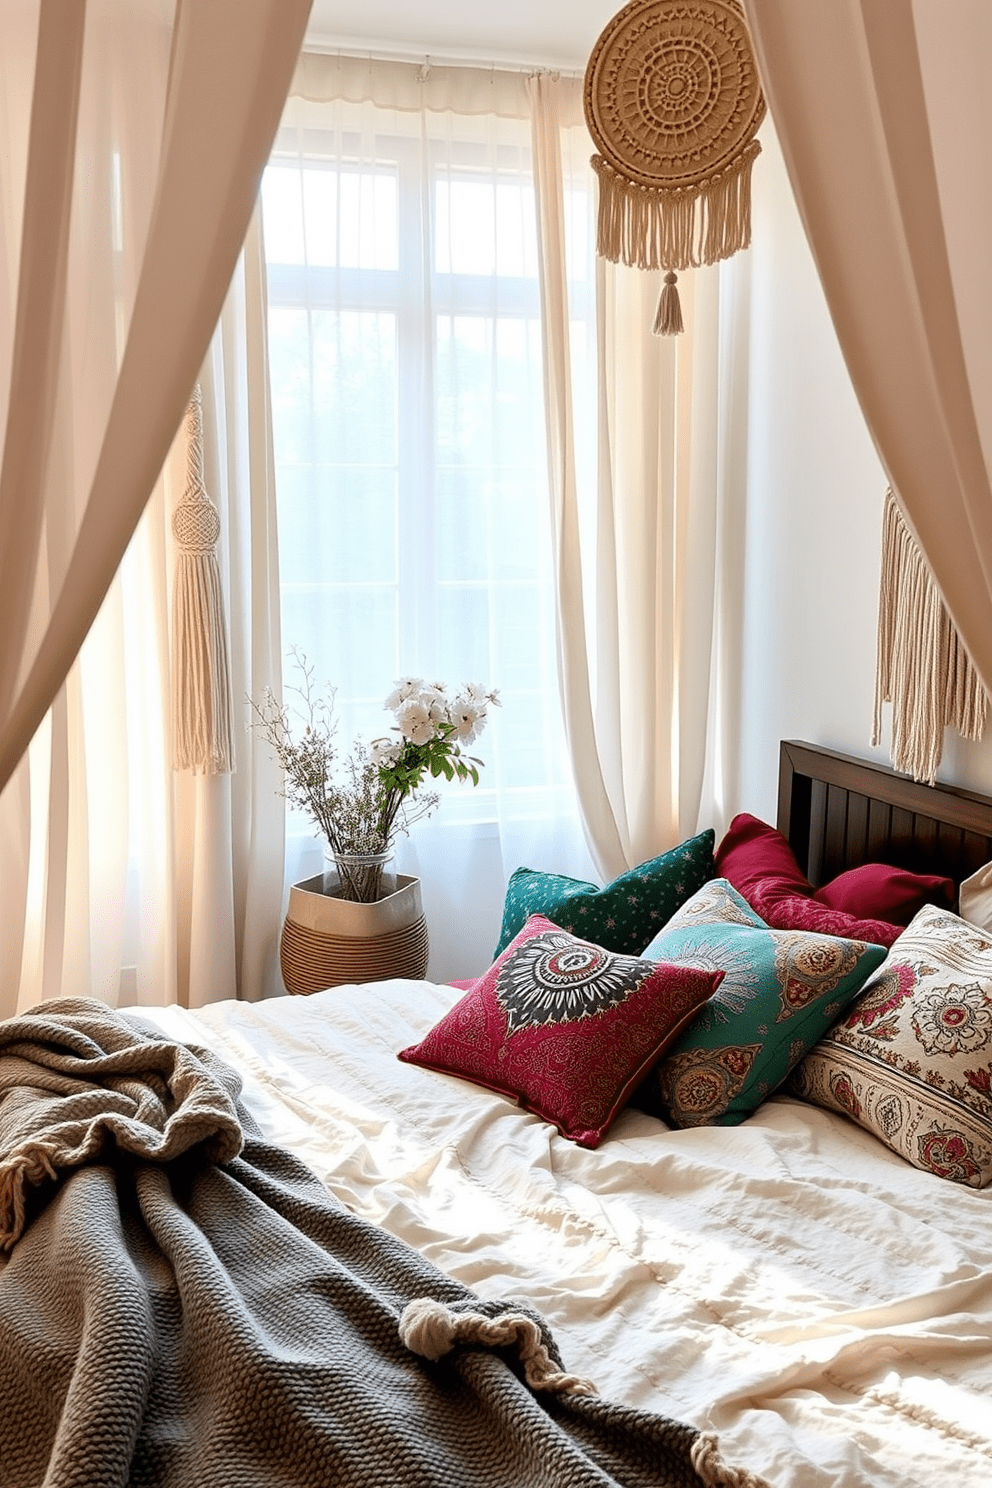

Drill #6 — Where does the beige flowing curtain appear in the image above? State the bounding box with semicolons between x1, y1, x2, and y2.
0;0;309;1016
744;0;992;773
528;73;748;881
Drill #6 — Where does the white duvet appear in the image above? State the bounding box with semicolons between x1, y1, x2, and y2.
140;982;992;1488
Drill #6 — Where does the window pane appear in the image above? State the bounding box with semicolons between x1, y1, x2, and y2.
267;305;312;465
436;471;543;583
436;315;543;469
338;169;398;270
281;585;398;711
310;309;397;467
262;166;305;264
435;178;537;278
275;464;397;587
264;163;399;270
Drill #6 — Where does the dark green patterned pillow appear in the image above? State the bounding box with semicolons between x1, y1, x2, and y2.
633;878;887;1127
493;830;715;959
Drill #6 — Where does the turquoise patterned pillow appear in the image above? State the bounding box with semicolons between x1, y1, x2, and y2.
633;878;887;1127
493;831;715;959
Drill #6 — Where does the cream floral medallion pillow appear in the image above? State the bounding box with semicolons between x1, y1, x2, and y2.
789;904;992;1186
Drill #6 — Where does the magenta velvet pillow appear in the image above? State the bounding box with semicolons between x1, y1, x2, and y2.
715;814;905;948
813;863;955;925
400;914;722;1148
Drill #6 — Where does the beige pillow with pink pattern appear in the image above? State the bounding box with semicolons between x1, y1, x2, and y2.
789;903;992;1186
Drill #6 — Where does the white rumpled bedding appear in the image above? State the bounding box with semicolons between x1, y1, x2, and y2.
139;981;992;1488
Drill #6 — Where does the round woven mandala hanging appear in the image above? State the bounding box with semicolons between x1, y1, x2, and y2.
584;0;765;333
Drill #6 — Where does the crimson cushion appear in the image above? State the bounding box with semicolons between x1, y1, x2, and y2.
813;862;954;924
400;914;722;1148
715;812;811;904
714;814;945;949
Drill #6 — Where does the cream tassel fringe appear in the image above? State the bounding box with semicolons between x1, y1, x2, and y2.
171;384;235;774
872;488;987;784
592;141;760;276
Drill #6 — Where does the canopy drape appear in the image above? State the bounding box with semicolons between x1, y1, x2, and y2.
744;0;992;709
0;0;311;795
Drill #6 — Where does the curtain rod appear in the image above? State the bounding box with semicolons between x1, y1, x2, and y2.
300;34;585;79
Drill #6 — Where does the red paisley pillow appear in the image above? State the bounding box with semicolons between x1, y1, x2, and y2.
399;914;722;1148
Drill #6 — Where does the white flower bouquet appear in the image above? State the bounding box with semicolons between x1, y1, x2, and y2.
252;656;498;901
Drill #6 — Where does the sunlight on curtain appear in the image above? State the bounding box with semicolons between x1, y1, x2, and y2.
261;61;597;980
529;74;751;881
0;216;285;1017
0;0;307;1018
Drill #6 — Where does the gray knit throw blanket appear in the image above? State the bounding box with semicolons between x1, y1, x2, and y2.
0;998;720;1488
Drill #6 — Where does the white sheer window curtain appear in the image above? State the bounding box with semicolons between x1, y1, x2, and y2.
262;57;597;980
528;74;751;881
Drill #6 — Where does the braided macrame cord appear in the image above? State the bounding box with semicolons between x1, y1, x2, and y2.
170;383;235;774
872;488;987;783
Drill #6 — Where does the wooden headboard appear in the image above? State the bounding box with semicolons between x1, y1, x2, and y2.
776;740;992;889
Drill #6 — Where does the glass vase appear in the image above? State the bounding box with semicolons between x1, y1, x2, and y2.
323;847;396;903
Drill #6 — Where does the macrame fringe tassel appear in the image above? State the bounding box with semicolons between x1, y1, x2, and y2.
653;271;684;336
872;488;987;784
592;141;761;274
171;385;234;774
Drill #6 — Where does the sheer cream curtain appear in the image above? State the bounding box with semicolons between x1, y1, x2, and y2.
264;56;597;979
0;0;308;1016
744;0;992;699
528;73;749;881
1;213;286;1018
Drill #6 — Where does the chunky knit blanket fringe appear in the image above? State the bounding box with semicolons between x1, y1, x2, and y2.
873;488;987;783
0;999;766;1488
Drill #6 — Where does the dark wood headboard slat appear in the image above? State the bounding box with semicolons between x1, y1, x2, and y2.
777;740;992;887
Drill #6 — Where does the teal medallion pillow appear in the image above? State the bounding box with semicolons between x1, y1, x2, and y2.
632;878;887;1127
493;830;715;959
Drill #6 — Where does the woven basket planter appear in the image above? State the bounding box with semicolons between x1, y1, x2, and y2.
280;873;429;996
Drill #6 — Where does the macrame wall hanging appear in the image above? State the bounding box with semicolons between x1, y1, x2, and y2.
873;488;987;785
584;0;765;334
170;383;235;774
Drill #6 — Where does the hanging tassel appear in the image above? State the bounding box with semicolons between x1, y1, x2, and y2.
170;384;235;774
653;272;684;336
872;488;987;783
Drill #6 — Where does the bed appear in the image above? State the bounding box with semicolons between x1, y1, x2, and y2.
4;741;992;1487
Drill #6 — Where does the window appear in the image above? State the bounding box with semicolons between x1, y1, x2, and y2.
261;89;596;970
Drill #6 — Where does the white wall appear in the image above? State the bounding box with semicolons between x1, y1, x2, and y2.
734;118;992;823
305;0;618;70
